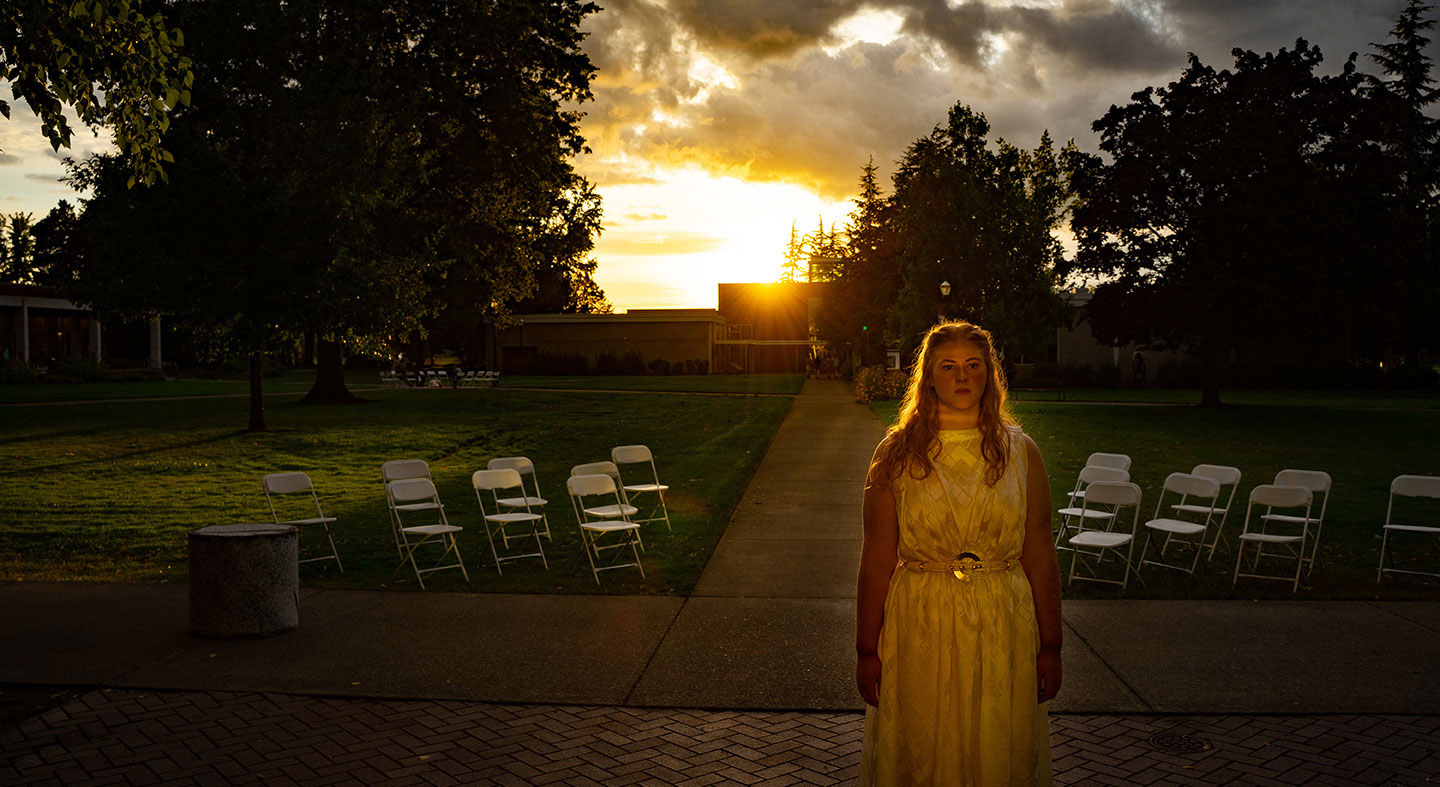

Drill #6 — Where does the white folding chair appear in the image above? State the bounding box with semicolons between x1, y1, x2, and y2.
488;456;551;540
1137;472;1221;575
1067;453;1133;505
1377;474;1440;583
1178;464;1241;559
262;472;343;571
612;445;672;531
1234;484;1314;592
1056;465;1129;549
385;477;468;589
1262;469;1331;576
1067;481;1143;590
382;459;433;552
571;461;642;550
472;469;547;574
567;473;644;585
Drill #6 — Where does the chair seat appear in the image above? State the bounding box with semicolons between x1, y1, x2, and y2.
1260;513;1319;525
498;496;547;508
581;520;642;533
278;516;337;526
1145;519;1205;535
584;504;639;518
1069;532;1132;548
485;512;543;524
393;502;442;512
1238;532;1302;544
1172;504;1225;516
401;524;462;536
1383;523;1440;534
1058;507;1115;519
623;483;669;493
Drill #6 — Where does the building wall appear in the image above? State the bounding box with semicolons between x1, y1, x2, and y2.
491;318;719;373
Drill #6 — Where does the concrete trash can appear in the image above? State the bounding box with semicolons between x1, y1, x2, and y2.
189;523;299;639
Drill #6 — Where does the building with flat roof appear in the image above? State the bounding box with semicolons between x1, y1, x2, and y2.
0;284;164;369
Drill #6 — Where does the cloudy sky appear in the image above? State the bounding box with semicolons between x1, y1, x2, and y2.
0;0;1429;309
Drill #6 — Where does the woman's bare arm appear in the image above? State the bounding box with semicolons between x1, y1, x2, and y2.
856;453;900;706
1018;433;1063;702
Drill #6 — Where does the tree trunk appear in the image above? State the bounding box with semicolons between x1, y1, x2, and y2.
248;352;268;432
301;338;361;403
1199;337;1224;407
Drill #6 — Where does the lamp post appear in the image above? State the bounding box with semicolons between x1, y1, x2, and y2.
937;280;951;322
517;317;525;375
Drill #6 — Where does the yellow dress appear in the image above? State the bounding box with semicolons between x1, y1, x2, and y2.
859;426;1052;786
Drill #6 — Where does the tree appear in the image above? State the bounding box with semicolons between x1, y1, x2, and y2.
1064;41;1388;406
0;213;36;284
1;0;193;186
30;200;77;287
816;158;900;365
884;106;1070;365
62;0;605;426
1366;0;1440;365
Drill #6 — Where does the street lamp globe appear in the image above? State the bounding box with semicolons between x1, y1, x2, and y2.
939;280;951;298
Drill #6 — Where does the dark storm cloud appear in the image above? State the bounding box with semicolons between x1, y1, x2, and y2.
578;0;1434;196
0;152;20;165
899;0;1179;77
667;0;869;58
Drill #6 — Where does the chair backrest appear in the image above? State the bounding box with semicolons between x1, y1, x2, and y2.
473;468;522;492
568;472;616;497
1191;464;1241;486
1392;474;1440;499
1162;472;1220;500
388;478;437;503
489;456;535;476
1084;480;1142;507
572;461;620;481
1086;452;1131;471
1250;483;1312;509
612;445;654;465
263;472;313;495
1078;465;1129;485
1274;469;1331;493
382;459;431;482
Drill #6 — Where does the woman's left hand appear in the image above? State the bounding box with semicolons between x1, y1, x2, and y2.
1037;646;1062;703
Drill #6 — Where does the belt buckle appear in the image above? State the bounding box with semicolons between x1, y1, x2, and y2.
952;552;981;581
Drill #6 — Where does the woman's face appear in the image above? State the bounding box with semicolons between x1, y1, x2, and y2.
928;339;988;416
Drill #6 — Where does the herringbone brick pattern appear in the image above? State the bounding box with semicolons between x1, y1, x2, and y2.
2;689;1437;786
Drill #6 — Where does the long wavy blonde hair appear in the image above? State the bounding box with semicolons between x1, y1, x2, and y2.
870;321;1017;488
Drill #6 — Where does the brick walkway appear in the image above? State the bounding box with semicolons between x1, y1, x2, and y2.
3;689;1438;786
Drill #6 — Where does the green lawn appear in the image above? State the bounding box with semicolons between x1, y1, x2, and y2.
870;398;1440;600
1010;386;1440;409
502;374;804;395
0;371;383;405
1;387;793;594
0;372;802;405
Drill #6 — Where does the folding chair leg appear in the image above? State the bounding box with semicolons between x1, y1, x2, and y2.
629;531;645;579
1376;529;1391;583
324;524;344;572
486;524;504;575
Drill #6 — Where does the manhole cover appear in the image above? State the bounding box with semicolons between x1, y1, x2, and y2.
1148;730;1213;754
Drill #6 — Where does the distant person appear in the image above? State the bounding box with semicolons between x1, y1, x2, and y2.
1132;350;1147;387
856;320;1061;785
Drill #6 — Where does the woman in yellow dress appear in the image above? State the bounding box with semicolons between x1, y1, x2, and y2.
856;321;1062;786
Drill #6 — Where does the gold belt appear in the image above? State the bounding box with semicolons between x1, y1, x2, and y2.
897;553;1017;581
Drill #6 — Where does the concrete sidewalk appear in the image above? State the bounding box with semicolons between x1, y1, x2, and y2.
2;378;1438;715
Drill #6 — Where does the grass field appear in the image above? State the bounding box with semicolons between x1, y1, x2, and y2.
500;374;804;395
0;372;804;405
870;398;1440;600
1;386;794;594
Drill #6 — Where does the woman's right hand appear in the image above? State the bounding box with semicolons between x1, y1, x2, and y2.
856;652;882;707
